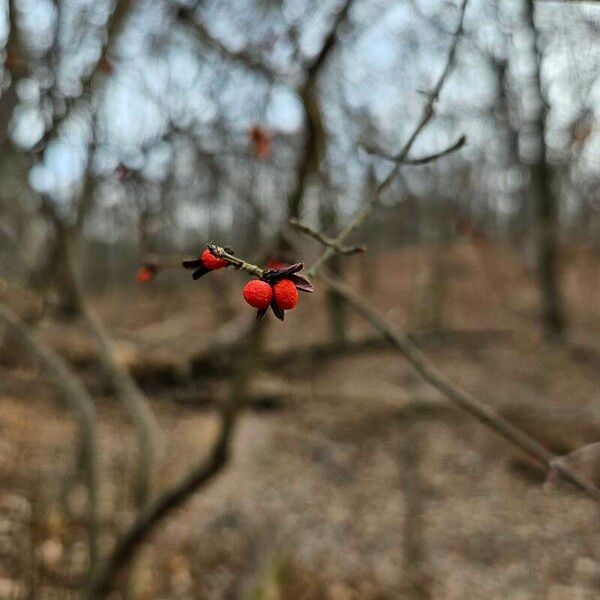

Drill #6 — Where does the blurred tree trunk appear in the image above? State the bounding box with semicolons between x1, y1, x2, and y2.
524;0;567;341
282;78;349;346
319;188;347;347
30;173;96;317
48;214;81;318
278;82;321;258
280;0;354;252
1;0;22;147
400;420;431;600
410;200;446;331
286;83;321;226
309;86;349;347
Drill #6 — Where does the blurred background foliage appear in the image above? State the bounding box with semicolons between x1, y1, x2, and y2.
2;0;600;294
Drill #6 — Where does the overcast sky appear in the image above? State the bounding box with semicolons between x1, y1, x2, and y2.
3;0;600;227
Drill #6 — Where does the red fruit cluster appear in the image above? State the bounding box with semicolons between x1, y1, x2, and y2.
243;278;299;310
242;263;312;321
183;248;313;323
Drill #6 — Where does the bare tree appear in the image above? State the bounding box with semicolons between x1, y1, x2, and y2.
523;0;567;340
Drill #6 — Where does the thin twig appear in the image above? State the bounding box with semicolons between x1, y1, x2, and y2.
206;244;265;278
304;0;357;82
63;232;161;509
364;134;467;166
320;272;600;503
38;0;131;151
85;319;266;599
292;0;600;506
307;0;469;278
176;6;280;82
0;301;100;565
179;0;356;87
288;218;365;255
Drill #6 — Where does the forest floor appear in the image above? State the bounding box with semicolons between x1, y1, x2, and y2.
2;240;600;599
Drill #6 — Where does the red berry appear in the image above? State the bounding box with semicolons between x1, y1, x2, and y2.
266;260;288;270
201;248;228;270
136;266;155;283
248;125;273;160
243;280;273;309
273;279;298;310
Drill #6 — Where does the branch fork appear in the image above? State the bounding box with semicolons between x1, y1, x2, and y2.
289;218;365;256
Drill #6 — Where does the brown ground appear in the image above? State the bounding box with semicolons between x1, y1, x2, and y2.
2;240;600;599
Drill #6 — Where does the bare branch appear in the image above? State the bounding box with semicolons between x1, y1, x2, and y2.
85;320;266;599
307;0;469;278
320;272;600;504
176;6;280;82
0;301;100;565
205;244;265;278
288;218;365;255
63;232;161;508
304;0;357;82
179;0;356;87
39;0;132;150
285;0;357;231
283;0;600;507
364;134;467;166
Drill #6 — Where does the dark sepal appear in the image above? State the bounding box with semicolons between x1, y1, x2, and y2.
275;262;303;277
256;308;268;321
270;299;285;321
182;258;202;269
289;273;314;293
192;265;210;280
260;269;277;283
262;263;305;285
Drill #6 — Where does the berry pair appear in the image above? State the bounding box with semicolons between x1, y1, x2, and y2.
244;278;296;310
242;263;313;321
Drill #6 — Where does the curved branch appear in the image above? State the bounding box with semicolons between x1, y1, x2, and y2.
63;231;161;508
364;135;467;166
304;0;357;81
85;320;265;599
307;0;469;278
289;218;365;255
38;0;132;151
176;7;279;82
0;301;100;564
